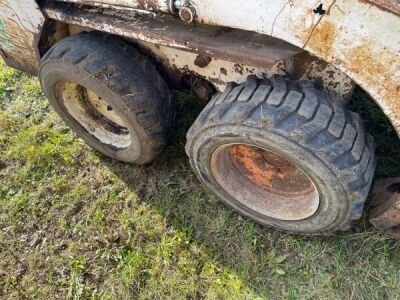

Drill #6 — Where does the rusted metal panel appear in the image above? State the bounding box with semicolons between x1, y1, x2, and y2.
370;178;400;239
43;3;356;100
0;0;45;74
56;0;171;12
144;42;355;100
64;0;399;18
292;52;355;102
137;41;287;93
42;3;300;70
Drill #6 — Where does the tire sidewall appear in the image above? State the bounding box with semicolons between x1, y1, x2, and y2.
40;60;151;164
188;124;351;234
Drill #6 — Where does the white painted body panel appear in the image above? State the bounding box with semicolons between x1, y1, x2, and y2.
0;0;45;73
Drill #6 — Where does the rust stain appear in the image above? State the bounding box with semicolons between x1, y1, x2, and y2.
291;0;400;134
348;43;400;125
296;9;399;133
292;51;355;102
306;21;337;58
3;19;38;73
229;144;280;190
0;0;44;74
228;144;315;197
349;45;386;79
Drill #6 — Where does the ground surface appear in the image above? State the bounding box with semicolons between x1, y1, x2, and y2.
0;59;399;299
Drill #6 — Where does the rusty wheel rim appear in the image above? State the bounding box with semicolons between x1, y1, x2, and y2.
57;82;131;149
210;144;320;221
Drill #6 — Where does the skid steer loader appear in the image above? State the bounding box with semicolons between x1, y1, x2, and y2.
1;0;399;236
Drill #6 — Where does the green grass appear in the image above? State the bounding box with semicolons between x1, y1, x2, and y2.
0;59;399;299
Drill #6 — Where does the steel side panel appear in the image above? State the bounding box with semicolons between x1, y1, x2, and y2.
0;0;45;74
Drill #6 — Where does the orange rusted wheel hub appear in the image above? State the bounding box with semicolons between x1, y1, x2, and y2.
210;144;320;221
229;144;315;197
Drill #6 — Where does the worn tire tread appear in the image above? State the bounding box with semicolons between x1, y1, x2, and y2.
186;75;376;231
41;32;174;163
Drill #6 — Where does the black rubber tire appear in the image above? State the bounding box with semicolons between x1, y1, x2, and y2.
186;75;376;235
39;32;174;165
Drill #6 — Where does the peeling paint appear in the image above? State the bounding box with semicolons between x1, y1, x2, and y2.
293;51;354;101
348;43;400;129
0;0;44;74
0;20;15;50
138;41;274;92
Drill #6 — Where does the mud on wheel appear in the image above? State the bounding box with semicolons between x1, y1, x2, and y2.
186;75;376;235
39;31;174;165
